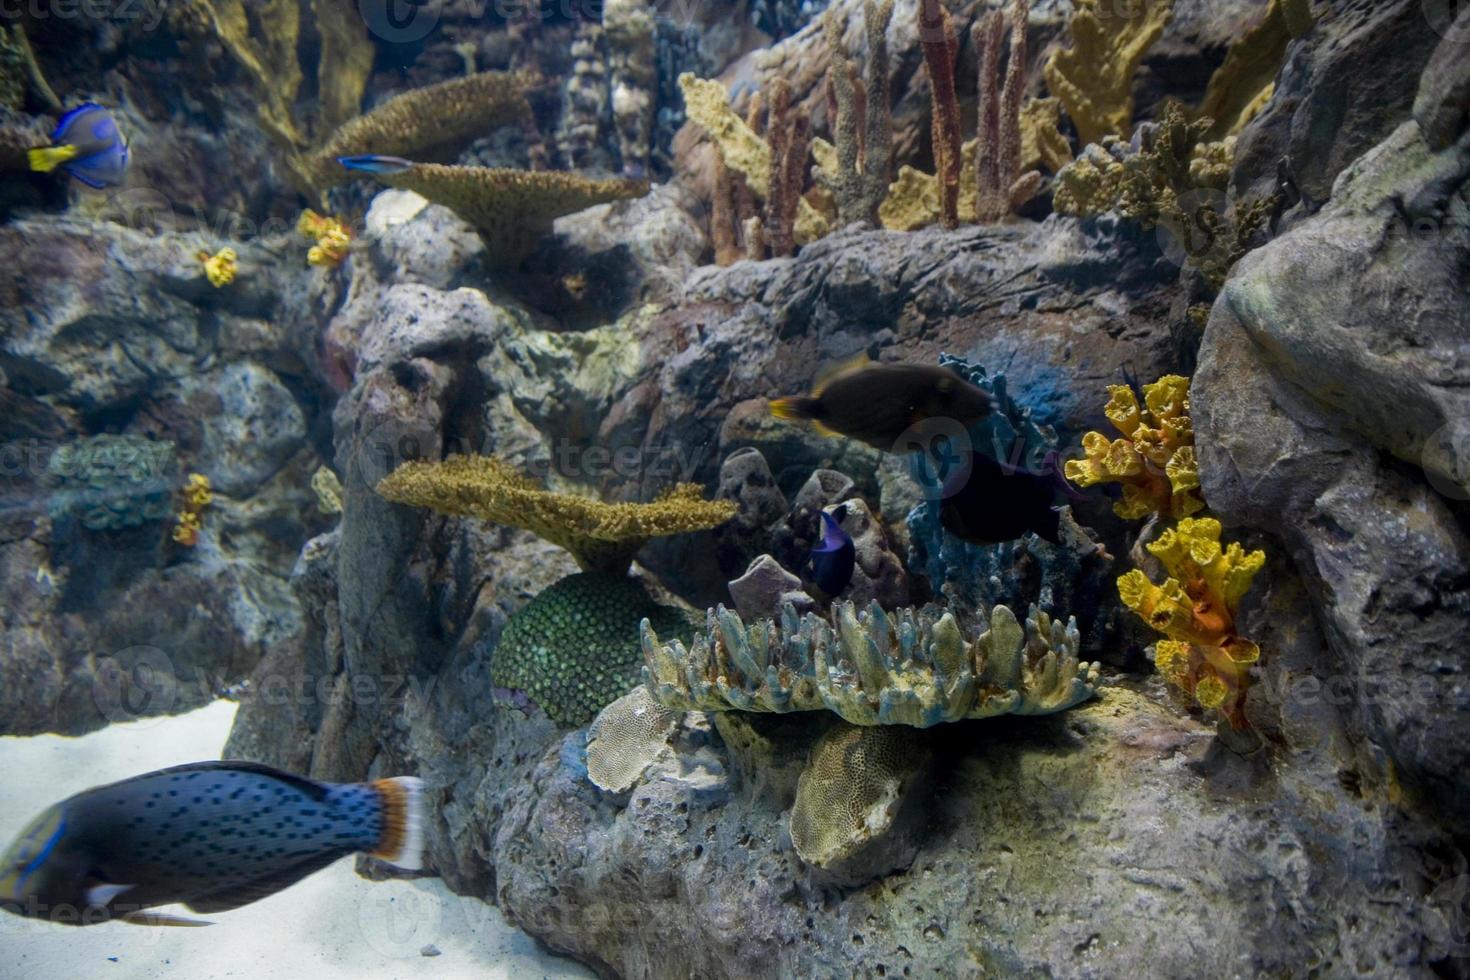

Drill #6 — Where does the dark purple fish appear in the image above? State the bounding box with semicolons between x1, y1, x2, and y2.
0;761;423;927
809;505;856;597
938;450;1082;546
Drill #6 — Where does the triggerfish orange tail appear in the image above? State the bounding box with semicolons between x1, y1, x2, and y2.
28;103;129;189
0;761;425;927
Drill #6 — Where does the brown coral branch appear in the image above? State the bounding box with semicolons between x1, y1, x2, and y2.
975;0;1040;222
919;0;962;229
764;78;811;258
711;150;742;266
818;0;894;226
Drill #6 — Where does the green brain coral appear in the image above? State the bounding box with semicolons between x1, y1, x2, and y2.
46;435;178;531
493;572;694;726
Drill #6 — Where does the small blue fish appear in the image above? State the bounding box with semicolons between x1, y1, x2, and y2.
28;103;129;189
337;154;415;175
0;761;424;927
808;505;856;597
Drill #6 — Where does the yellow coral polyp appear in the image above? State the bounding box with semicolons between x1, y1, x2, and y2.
1122;518;1266;729
198;247;237;288
183;473;213;510
299;211;351;267
1066;375;1205;521
172;510;202;546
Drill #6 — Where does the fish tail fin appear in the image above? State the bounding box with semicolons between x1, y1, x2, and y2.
368;776;425;871
769;396;819;422
28;145;79;173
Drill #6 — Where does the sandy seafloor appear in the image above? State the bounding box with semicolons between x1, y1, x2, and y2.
0;700;595;980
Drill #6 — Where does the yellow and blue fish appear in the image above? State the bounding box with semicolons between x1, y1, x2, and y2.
0;761;424;926
27;103;130;189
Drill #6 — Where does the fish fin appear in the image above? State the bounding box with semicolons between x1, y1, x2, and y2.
28;145;78;173
811;352;871;398
50;103;102;142
85;883;133;907
184;849;347;914
60;165;110;189
120;910;214;928
129;761;332;803
337;154;414;175
368;776;425;871
769;396;816;422
810;419;842;439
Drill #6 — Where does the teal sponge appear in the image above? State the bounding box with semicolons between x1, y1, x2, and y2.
493;572;693;726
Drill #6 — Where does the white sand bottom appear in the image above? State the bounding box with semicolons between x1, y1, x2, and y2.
0;700;595;980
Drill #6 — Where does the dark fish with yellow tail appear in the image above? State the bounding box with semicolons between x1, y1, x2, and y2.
769;358;994;452
938;449;1085;546
0;761;424;927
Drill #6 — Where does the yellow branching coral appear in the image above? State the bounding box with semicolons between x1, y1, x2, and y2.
375;454;736;575
197;247;237;288
1019;97;1073;174
1118;517;1264;727
1194;0;1313;140
1066;374;1204;521
298;210;351;267
363;163;647;268
1043;0;1175;147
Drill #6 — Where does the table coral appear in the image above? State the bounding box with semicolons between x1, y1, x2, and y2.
1117;517;1264;727
375;454;735;575
641;598;1102;728
493;572;694;727
1064;374;1204;522
1043;0;1175;147
585;683;681;792
359;163;647;268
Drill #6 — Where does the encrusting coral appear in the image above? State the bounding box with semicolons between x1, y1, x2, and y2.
493;572;695;727
1043;0;1175;147
584;683;681;792
1117;518;1264;727
356;163;648;268
1064;374;1204;522
375;454;735;576
788;721;930;869
641;598;1102;728
46;435;178;533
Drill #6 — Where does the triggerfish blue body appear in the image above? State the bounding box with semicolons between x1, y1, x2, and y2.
0;761;424;927
28;103;130;189
808;505;856;597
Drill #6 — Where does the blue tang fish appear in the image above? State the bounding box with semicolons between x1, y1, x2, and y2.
809;504;856;597
28;103;130;189
0;761;424;927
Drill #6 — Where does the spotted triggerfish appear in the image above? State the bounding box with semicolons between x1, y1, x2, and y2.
28;103;130;189
769;356;994;452
0;761;424;927
808;505;856;597
938;449;1085;546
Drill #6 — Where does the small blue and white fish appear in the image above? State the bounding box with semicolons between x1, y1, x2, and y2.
808;505;856;597
337;154;415;175
28;103;130;189
0;761;424;927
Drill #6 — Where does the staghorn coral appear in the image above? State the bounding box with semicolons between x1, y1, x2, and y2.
1065;374;1204;522
788;721;930;869
641;598;1102;728
375;454;735;575
680;73;829;248
305;71;537;190
47;435;178;532
359;164;648;268
974;0;1042;222
585;683;682;792
493;572;694;726
814;0;895;227
919;0;962;228
1117;518;1264;727
1043;0;1174;147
